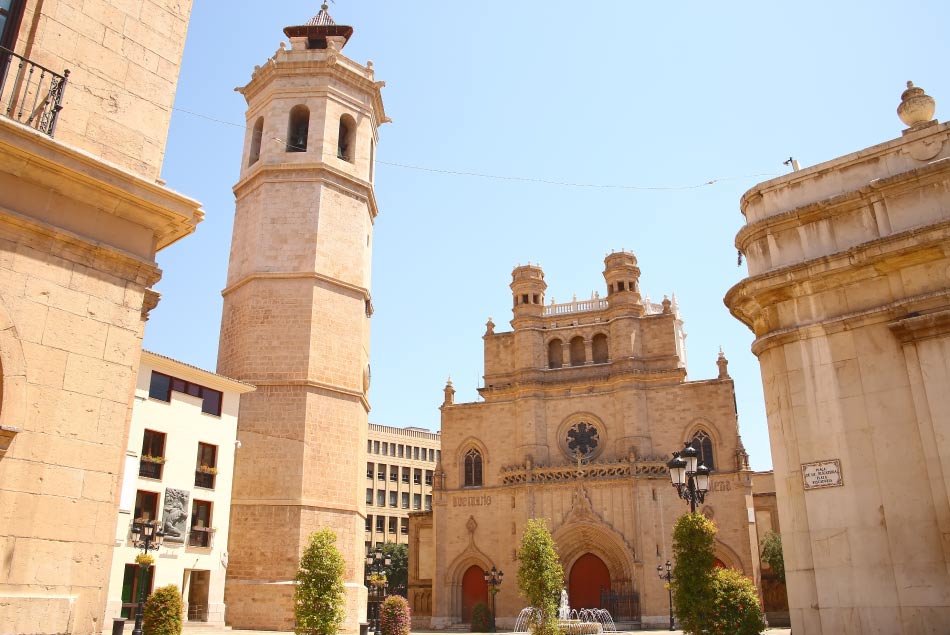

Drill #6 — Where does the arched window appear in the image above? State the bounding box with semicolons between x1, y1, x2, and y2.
464;448;482;487
592;333;608;364
570;336;585;366
548;339;563;369
248;117;263;166
690;430;715;471
338;114;356;162
286;105;309;152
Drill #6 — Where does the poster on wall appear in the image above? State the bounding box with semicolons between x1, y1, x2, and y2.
162;487;190;542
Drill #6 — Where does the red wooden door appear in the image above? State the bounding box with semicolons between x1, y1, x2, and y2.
569;553;610;610
461;565;487;622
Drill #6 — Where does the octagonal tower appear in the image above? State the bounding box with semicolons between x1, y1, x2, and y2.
217;5;388;630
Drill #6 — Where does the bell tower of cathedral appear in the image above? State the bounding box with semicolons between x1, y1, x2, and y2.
217;5;387;630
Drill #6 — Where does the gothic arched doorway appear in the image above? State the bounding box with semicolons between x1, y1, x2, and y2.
569;553;610;610
461;565;487;622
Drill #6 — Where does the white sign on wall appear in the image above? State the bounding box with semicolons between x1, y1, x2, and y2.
802;459;844;490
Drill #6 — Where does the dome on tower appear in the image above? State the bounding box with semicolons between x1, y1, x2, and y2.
284;3;354;49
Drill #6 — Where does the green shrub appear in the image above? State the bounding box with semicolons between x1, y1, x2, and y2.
707;568;766;635
760;530;785;583
671;513;716;635
380;594;411;635
516;518;564;635
142;584;183;635
294;528;346;635
471;601;492;632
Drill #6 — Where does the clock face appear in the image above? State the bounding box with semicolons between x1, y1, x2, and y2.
566;421;600;458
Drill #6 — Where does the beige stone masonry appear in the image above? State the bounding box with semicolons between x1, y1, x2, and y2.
726;90;950;634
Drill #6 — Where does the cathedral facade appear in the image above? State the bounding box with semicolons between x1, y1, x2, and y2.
418;253;760;630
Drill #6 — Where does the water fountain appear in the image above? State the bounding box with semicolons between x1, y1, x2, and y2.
513;591;618;634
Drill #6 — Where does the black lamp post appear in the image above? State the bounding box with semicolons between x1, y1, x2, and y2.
666;444;711;513
482;566;504;632
656;560;674;631
130;519;164;635
365;549;391;635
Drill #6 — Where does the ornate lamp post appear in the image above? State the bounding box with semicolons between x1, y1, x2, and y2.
666;444;711;513
365;549;391;635
130;519;164;635
482;566;504;631
656;560;674;631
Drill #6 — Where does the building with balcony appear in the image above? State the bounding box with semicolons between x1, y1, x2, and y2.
365;423;440;551
104;351;253;626
0;2;201;634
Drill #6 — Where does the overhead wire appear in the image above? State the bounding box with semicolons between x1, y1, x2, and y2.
68;80;782;191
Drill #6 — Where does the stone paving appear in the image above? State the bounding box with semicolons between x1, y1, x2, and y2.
161;627;792;635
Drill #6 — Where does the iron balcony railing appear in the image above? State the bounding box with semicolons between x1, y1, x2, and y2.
194;470;215;489
188;527;213;548
0;46;68;137
138;459;163;480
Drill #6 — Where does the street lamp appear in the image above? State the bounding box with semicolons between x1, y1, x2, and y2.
482;566;504;632
666;444;711;513
365;549;391;635
130;519;164;635
656;560;674;631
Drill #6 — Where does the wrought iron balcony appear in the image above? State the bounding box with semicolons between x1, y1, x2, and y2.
0;46;68;137
188;527;213;548
194;470;215;489
138;459;163;480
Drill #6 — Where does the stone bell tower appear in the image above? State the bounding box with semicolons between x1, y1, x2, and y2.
218;5;388;630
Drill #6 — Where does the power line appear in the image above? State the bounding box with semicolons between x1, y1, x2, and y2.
68;80;780;190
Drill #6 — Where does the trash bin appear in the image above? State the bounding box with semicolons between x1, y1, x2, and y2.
359;623;369;635
111;618;126;635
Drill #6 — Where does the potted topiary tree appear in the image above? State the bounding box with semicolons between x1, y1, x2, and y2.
294;528;346;635
516;518;564;635
379;594;411;635
142;584;183;635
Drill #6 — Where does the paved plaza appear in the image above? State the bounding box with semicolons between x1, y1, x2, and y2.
134;626;793;635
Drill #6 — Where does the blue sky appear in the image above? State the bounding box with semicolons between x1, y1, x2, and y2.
147;1;948;471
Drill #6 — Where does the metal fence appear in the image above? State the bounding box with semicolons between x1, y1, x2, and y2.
600;588;641;624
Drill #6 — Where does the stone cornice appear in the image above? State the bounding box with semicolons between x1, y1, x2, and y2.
740;122;950;218
736;157;950;253
747;288;950;356
233;160;379;221
221;271;370;302
726;220;950;335
478;364;687;401
238;50;388;126
0;118;203;254
0;206;163;286
889;308;950;344
500;458;668;485
243;378;369;413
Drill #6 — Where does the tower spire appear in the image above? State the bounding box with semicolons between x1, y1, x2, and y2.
284;1;353;50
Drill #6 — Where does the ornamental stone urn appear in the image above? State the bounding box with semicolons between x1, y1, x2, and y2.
897;81;936;128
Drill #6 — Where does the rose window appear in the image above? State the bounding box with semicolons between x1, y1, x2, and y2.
566;422;600;458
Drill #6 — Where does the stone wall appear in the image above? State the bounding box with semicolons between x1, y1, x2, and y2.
0;122;201;635
726;92;950;633
9;0;194;179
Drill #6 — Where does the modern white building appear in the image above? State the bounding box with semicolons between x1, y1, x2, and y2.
104;351;254;626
